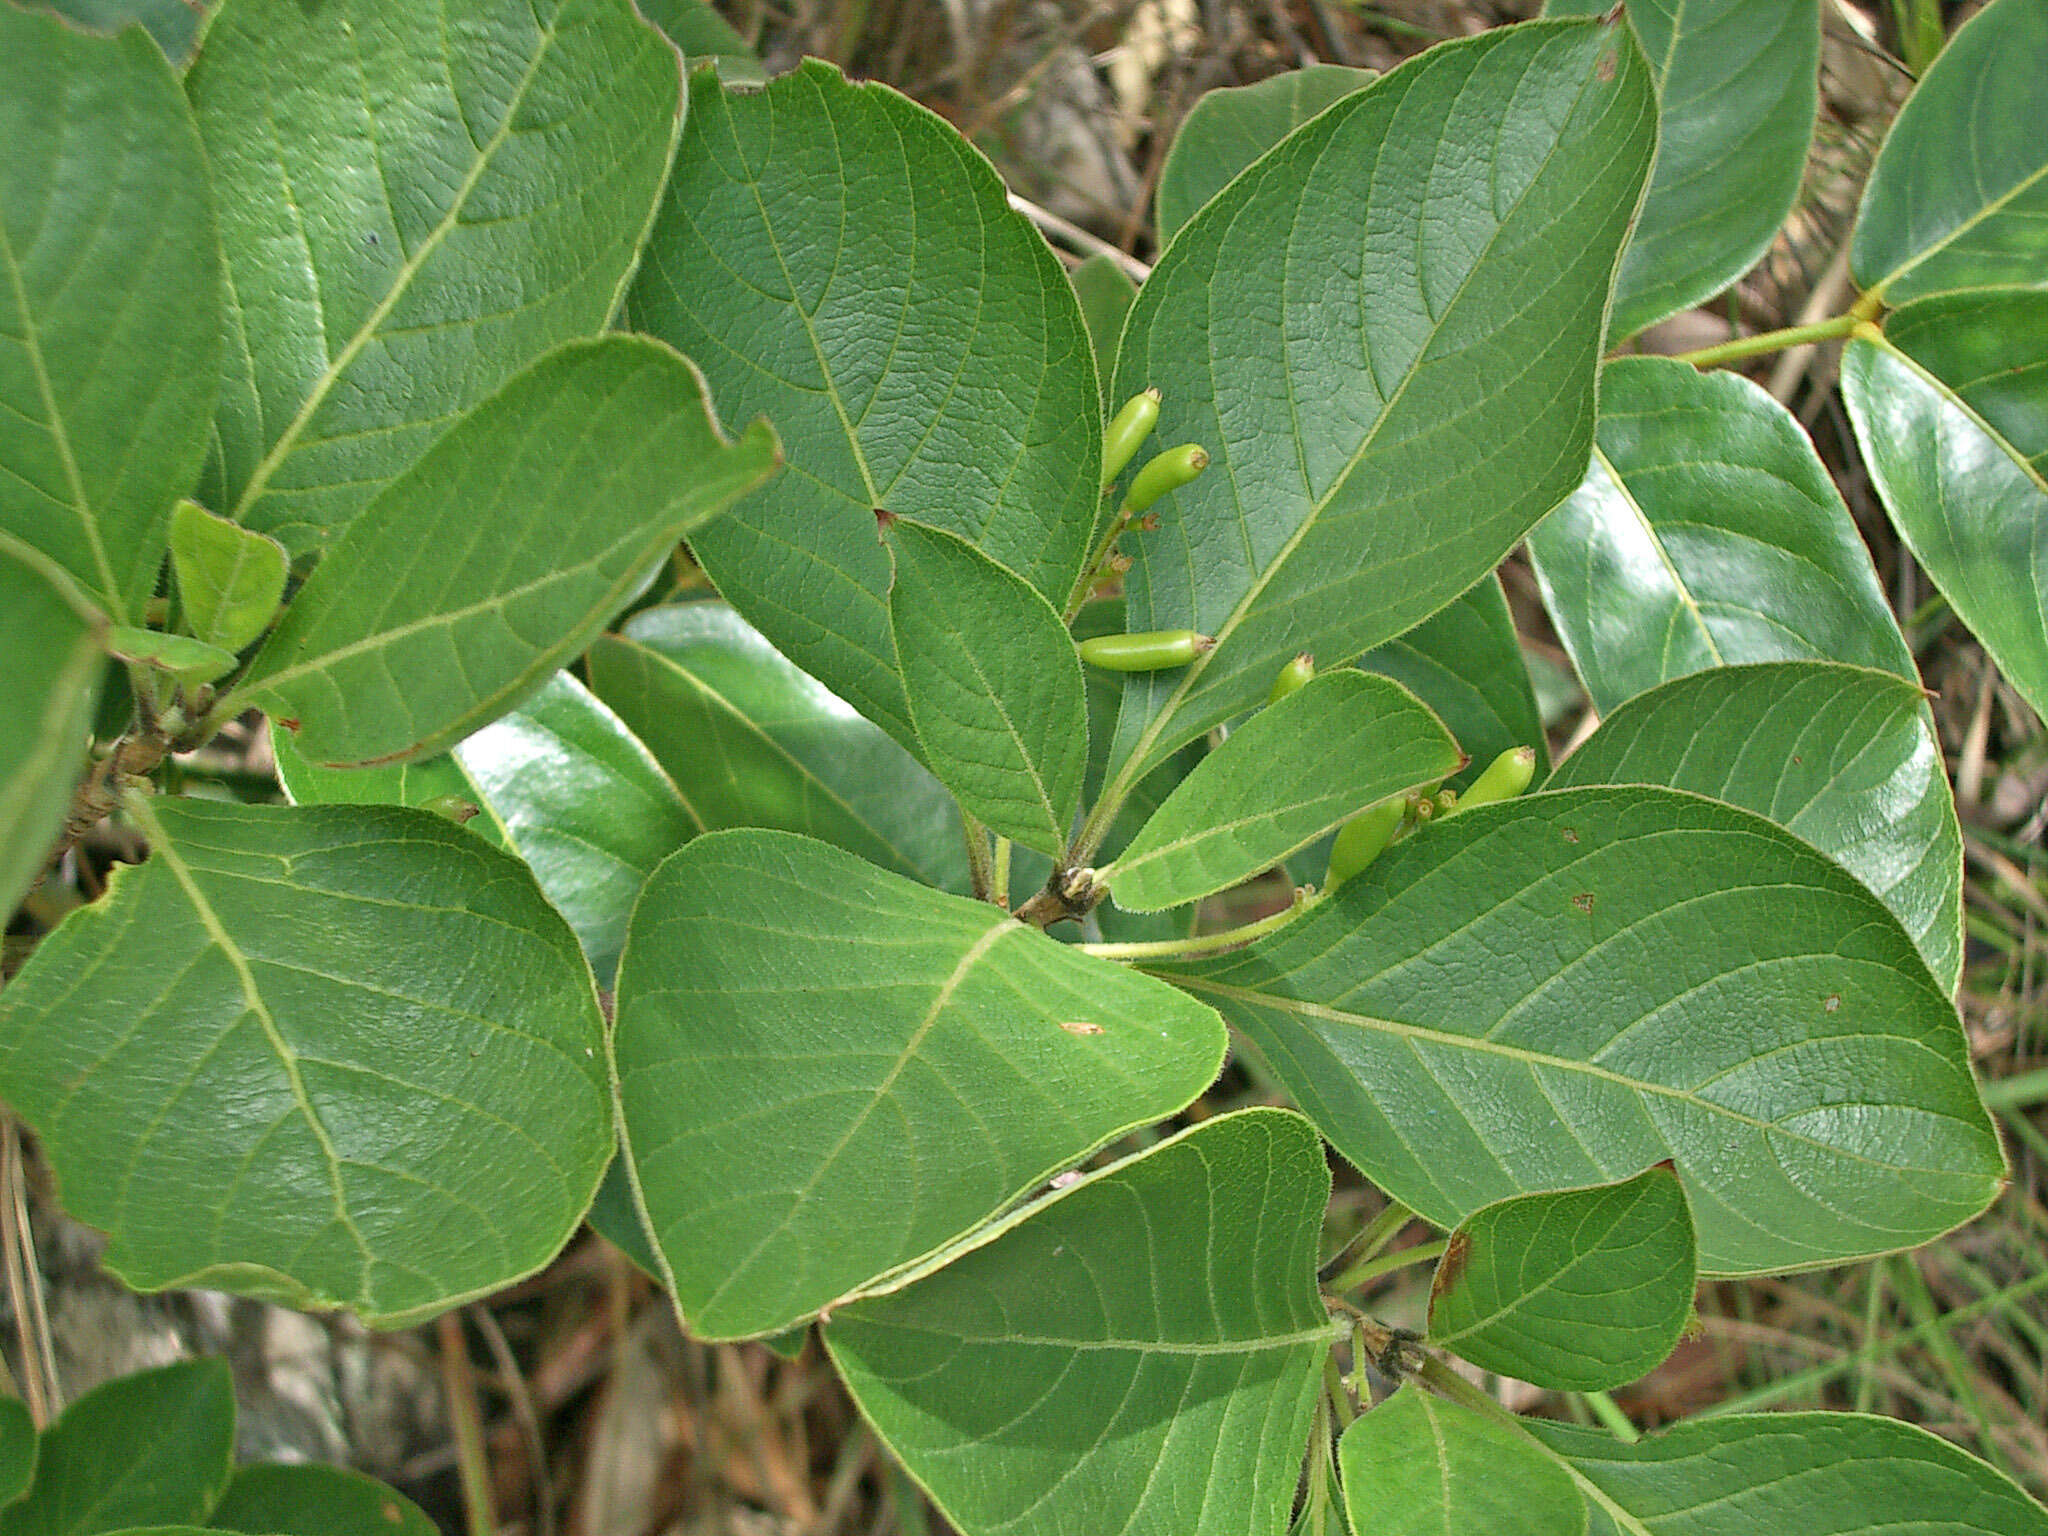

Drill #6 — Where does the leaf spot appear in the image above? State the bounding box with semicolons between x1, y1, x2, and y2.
1060;1019;1105;1035
1562;827;1579;844
1430;1230;1471;1306
1824;993;1841;1013
1572;892;1595;915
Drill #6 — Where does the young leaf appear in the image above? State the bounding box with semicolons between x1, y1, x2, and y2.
1546;661;1963;991
825;1110;1332;1536
1154;65;1376;245
167;501;287;656
0;6;219;623
634;0;767;84
1156;786;2005;1276
0;799;613;1327
1885;289;2048;475
629;61;1103;754
1105;670;1461;912
1338;1387;1585;1536
0;549;103;918
207;1463;437;1536
1102;21;1655;799
103;627;238;688
1851;0;2048;305
886;520;1088;856
242;337;779;767
1356;575;1547;792
1529;1413;2048;1534
270;726;510;849
1070;255;1139;403
586;603;967;892
1426;1165;1697;1392
1843;335;2048;725
0;1360;232;1536
1528;356;1915;715
611;829;1227;1339
190;0;685;553
1546;0;1817;338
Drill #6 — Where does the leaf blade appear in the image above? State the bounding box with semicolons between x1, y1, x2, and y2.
0;548;103;918
1338;1387;1586;1536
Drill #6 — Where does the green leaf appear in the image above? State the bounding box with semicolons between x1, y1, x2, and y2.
0;6;219;622
103;628;237;688
0;1361;232;1536
585;602;967;892
451;672;695;986
1851;0;2048;305
242;337;779;767
1338;1387;1584;1536
886;520;1087;855
826;1109;1332;1536
612;829;1227;1339
207;1463;436;1536
1842;335;2048;724
1106;670;1461;912
23;1;204;64
1;548;103;918
1545;661;1962;992
270;725;509;847
190;0;685;554
1530;1413;2048;1535
0;799;612;1326
634;0;766;84
1101;21;1655;800
1154;64;1376;245
1070;255;1138;404
1157;786;2004;1275
0;1396;35;1508
628;60;1103;754
1546;0;1817;338
1528;356;1915;715
168;501;287;656
584;1157;662;1280
1357;575;1546;793
1425;1165;1696;1392
1885;289;2048;474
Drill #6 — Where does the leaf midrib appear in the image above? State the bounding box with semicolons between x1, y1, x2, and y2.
227;10;561;521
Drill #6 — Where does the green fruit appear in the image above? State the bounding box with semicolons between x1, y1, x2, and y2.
1122;443;1208;514
1448;745;1537;813
1101;388;1163;488
1268;653;1315;703
1325;797;1403;893
1076;629;1213;671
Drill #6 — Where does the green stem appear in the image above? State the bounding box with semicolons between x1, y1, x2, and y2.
1580;1389;1639;1443
990;835;1013;911
1080;887;1310;962
961;813;995;904
1673;314;1861;370
1329;1238;1446;1293
1414;1356;1522;1429
1981;1066;2048;1110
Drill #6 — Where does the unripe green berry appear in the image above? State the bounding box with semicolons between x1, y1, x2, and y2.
1326;797;1403;893
1077;629;1213;671
1268;653;1315;704
1122;443;1208;514
1101;388;1163;488
1448;745;1537;814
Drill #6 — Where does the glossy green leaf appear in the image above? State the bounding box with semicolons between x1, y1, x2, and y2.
451;672;695;986
1886;289;2048;474
1357;575;1547;792
168;501;287;656
0;6;219;621
1;549;103;918
24;1;204;64
1158;786;2004;1276
1547;0;1816;337
1843;335;2048;723
207;1462;436;1536
1851;0;2048;305
628;60;1102;754
1101;22;1655;802
1338;1387;1584;1536
0;799;611;1326
1531;1413;2048;1535
191;0;684;553
0;1396;34;1508
1107;670;1461;912
634;0;766;84
586;603;967;892
612;829;1227;1339
826;1110;1331;1536
886;520;1087;855
1426;1165;1695;1392
242;337;779;767
1070;254;1138;403
0;1361;231;1536
1546;661;1962;992
1528;356;1915;715
1154;64;1376;245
